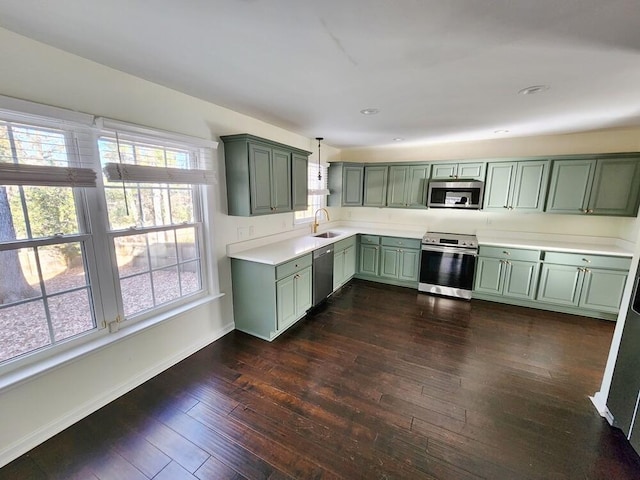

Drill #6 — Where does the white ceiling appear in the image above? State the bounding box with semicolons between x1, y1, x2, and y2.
1;0;640;149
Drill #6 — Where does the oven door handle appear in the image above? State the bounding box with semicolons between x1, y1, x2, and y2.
421;244;478;256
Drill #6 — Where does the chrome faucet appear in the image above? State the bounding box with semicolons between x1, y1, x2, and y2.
312;208;330;233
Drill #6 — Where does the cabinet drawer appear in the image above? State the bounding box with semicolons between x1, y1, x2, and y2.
359;235;380;245
334;236;356;252
276;254;312;280
543;251;631;270
479;246;541;262
381;237;421;249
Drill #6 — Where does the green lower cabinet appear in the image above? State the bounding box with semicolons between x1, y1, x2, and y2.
231;254;312;341
579;268;628;313
535;255;630;317
380;247;400;278
276;266;312;331
333;238;357;290
503;260;539;299
537;264;583;306
358;235;420;287
473;246;630;320
474;257;538;299
359;243;380;276
474;257;504;295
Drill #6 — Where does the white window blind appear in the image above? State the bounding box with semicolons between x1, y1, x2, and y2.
97;117;217;185
0;114;97;187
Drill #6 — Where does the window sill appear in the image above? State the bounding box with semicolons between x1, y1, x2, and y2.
0;292;225;393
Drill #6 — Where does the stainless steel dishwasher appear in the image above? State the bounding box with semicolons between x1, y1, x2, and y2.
312;245;334;306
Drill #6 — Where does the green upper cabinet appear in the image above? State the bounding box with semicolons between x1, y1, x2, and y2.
546;157;640;216
589;158;640;216
363;165;389;207
484;160;549;212
292;153;309;211
387;165;430;208
328;163;364;207
221;134;311;216
545;159;595;214
431;162;485;180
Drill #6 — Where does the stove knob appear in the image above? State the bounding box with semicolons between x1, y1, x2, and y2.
462;242;467;246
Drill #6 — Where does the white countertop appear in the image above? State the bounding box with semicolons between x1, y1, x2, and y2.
227;227;423;265
228;226;635;266
476;231;634;257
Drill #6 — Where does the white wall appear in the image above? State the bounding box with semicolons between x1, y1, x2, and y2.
1;25;639;467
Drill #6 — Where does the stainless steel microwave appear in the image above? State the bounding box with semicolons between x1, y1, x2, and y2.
427;180;484;209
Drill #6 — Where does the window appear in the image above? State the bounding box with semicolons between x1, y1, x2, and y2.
294;162;329;223
98;131;211;318
0;120;98;364
0;102;217;370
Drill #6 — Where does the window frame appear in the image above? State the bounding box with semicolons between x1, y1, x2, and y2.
294;162;329;224
96;127;214;324
0;99;220;380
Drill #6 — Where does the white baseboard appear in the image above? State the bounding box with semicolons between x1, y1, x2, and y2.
0;322;234;468
590;391;615;425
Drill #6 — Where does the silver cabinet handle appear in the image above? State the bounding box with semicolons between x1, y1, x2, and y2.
582;258;591;263
503;251;510;255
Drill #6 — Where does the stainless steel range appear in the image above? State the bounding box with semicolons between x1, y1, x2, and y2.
418;232;478;300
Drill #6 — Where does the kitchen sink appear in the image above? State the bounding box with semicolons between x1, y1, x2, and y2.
314;231;341;238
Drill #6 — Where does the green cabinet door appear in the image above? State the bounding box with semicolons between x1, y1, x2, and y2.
333;248;345;290
292;153;308;211
588;158;640;216
406;165;430;208
249;143;274;215
484;162;516;210
387;165;429;208
343;165;364;206
380;247;400;278
344;244;356;280
295;266;313;315
458;162;486;180
474;257;505;295
579;268;628;313
484;161;548;212
276;273;297;330
271;149;292;212
545;159;596;214
359;244;379;276
276;267;311;331
503;260;539;299
387;166;409;207
536;264;583;307
398;249;420;281
431;163;457;179
363;166;388;206
511;161;549;211
432;162;485;180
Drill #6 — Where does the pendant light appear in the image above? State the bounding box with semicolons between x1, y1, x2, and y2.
316;137;323;182
309;136;330;196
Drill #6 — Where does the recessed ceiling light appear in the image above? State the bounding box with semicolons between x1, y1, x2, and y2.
494;129;510;134
518;85;550;95
393;137;404;142
360;108;380;115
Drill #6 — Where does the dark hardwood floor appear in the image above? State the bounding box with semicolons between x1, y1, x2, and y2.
3;279;640;479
